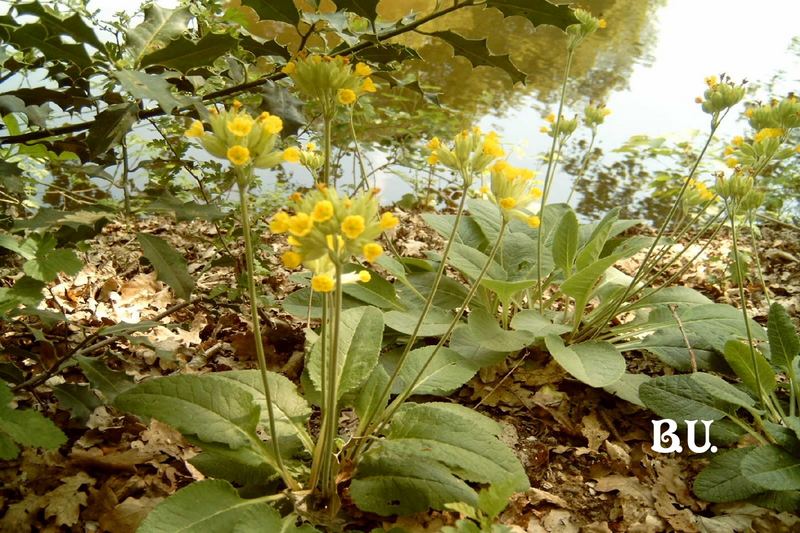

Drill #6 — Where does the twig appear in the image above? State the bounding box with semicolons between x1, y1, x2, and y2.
668;303;697;372
12;299;198;392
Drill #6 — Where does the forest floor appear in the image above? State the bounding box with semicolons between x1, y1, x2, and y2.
1;211;800;533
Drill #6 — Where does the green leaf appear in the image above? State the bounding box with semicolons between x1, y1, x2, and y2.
0;434;19;460
342;269;400;309
0;276;45;314
137;479;306;533
86;103;139;158
639;375;729;422
510;310;571;337
477;479;517;520
281;286;364;319
141;32;238;73
422;212;487;250
137;233;194;300
0;407;67;451
400;272;470;310
307;306;384;399
690;372;755;410
125;4;193;67
354;364;390;424
694;447;765;502
552;209;579;276
675;304;767;352
431;31;526;84
212;370;313;454
485;0;577;30
544;336;625;387
351;447;478;516
575;208;619;270
449;308;536;367
740;445;800;491
16;1;105;52
189;443;275;487
467;198;503;243
239;0;301;25
23;247;82;282
113;70;186;114
384;306;454;337
634;330;723;372
10;23;92;68
723;340;776;396
114;374;261;449
351;44;420;64
75;355;135;402
394;346;478;396
625;286;713;311
52;383;101;424
768;303;800;373
603;372;650;407
335;0;380;20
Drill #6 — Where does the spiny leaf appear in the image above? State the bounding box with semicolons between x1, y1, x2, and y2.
431;30;526;85
113;70;186;114
10;23;92;68
15;1;105;53
125;4;192;67
485;0;577;30
335;0;380;20
136;233;194;300
85;103;138;158
239;0;300;25
141;33;239;73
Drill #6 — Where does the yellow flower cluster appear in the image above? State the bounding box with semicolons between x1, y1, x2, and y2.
485;161;543;226
746;96;800;131
723;97;799;168
698;76;745;115
686;178;715;203
583;102;611;129
425;127;507;184
184;101;285;169
283;142;324;171
566;9;605;51
540;113;578;137
281;55;378;108
269;186;399;292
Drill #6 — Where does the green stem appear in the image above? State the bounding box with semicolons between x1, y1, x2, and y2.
308;293;329;492
536;49;574;312
321;263;343;509
747;212;772;306
237;179;297;490
727;413;768;445
349;107;371;192
565;128;597;205
322;108;333;187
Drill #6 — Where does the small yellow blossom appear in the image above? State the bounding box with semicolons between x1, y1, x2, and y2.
379;212;399;230
355;62;372;76
270;211;290;233
519;169;536;181
232;99;242;109
312;200;334;222
227;145;251;166
311;274;335;292
363;242;383;263
287;236;301;247
598;18;607;29
305;142;317;151
754;127;784;143
745;108;754;117
227;115;254;137
796;145;800;153
482;133;505;157
499;197;517;210
704;75;718;88
288;213;313;237
427;137;441;150
281;251;302;269
732;135;744;146
725;157;738;168
185;120;204;138
531;187;543;199
283;146;301;163
427;154;439;166
261;114;283;135
361;77;377;93
723;146;735;156
479;185;490;195
358;270;371;283
341;215;366;239
527;215;541;228
338;88;357;105
540;125;550;133
282;61;296;74
545;113;556;124
695;97;704;104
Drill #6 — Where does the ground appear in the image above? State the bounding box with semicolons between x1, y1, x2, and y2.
1;211;799;532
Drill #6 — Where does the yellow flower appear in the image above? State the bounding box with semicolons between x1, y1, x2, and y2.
725;157;738;168
527;215;541;228
379;212;399;230
287;236;301;247
598;18;607;29
531;187;543;199
288;213;313;237
283;146;301;163
499;197;517;210
355;62;372;76
427;137;441;150
281;251;302;269
732;135;744;146
540;125;550;133
270;211;289;233
261;114;283;134
338;88;357;105
723;146;735;156
361;77;377;93
754;127;784;143
227;145;251;166
312;200;334;222
482;133;505;157
185;120;204;137
311;274;335;292
232;99;243;109
227;115;254;137
427;154;439;166
745;108;754;117
479;185;490;195
358;270;371;283
305;142;317;151
704;75;718;88
519;169;536;181
341;215;366;239
282;61;296;74
545;113;556;124
363;242;383;263
796;145;800;153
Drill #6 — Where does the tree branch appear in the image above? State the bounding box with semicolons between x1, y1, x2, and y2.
0;1;475;146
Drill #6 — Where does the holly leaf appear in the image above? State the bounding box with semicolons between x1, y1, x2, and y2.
141;33;239;73
15;1;106;53
113;70;186;114
485;0;577;30
85;103;138;158
335;0;380;20
431;30;526;84
239;0;301;25
125;4;193;67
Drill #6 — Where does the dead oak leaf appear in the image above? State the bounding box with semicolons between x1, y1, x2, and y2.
581;413;610;451
43;471;95;527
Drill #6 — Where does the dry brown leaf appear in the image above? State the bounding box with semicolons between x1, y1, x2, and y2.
527;488;570;509
581;413;609;451
43;471;94;527
99;496;163;533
